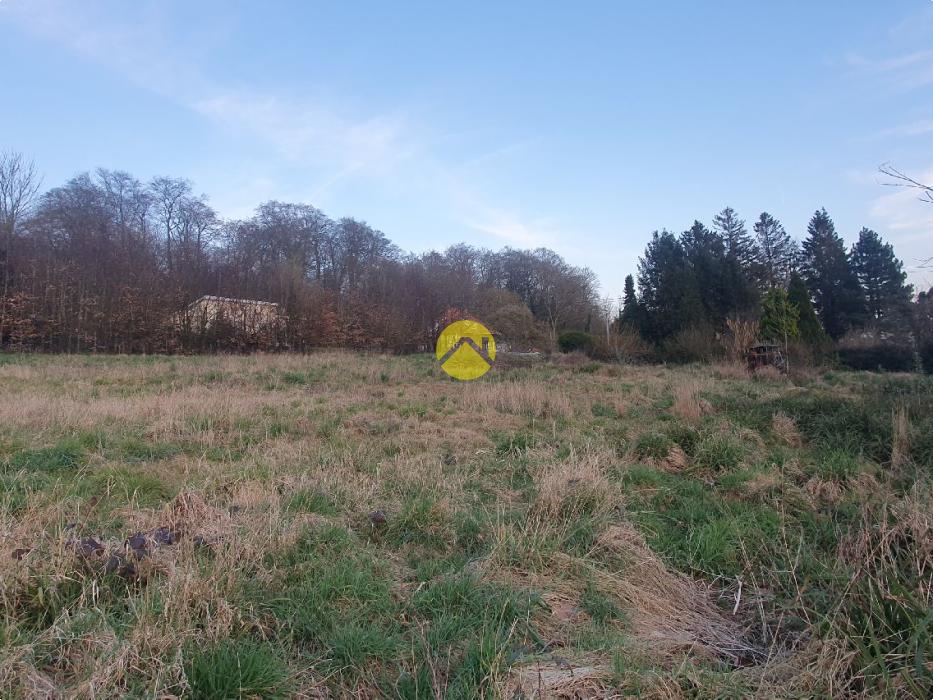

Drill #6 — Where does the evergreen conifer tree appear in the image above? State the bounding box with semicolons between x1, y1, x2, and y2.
800;208;866;339
712;207;758;311
760;288;799;342
618;274;643;331
850;228;912;324
637;230;702;343
753;212;797;289
788;272;827;345
681;220;729;324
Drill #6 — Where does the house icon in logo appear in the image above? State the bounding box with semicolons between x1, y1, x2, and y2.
435;320;496;380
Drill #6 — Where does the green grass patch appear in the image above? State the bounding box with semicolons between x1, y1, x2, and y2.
2;438;87;474
185;638;292;700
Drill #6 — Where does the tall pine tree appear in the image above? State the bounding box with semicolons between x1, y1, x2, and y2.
681;220;729;325
713;208;758;266
753;212;797;289
712;207;758;311
637;230;702;343
850;228;912;324
618;273;644;332
800;208;866;339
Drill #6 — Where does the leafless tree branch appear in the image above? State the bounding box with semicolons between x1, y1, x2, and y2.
0;150;42;236
879;163;933;205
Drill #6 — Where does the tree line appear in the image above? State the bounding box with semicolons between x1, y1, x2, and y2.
1;149;929;367
0;152;597;353
616;204;925;367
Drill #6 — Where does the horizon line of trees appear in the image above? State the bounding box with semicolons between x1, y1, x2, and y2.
618;206;917;348
0;151;598;353
1;149;930;364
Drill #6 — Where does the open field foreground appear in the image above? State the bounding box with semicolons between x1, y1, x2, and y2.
0;353;930;699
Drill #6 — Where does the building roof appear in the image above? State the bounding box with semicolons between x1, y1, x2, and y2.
189;295;279;309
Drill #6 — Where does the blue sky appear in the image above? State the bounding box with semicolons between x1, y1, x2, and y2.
3;0;933;296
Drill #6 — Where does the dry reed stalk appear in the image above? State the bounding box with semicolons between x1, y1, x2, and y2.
723;318;758;362
672;382;703;423
890;406;909;470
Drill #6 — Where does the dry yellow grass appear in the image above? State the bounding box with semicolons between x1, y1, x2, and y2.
771;411;802;447
0;353;928;698
671;381;705;423
890;405;910;470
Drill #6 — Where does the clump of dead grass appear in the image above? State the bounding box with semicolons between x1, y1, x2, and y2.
804;476;844;505
472;380;574;419
710;361;749;380
503;659;609;699
671;381;707;423
531;455;614;520
587;522;762;665
660;445;690;473
484;515;763;670
772;411;802;447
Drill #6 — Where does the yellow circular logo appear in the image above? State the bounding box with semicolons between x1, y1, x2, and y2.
436;320;496;380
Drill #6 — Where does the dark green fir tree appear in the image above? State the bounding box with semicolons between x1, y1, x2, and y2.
850;227;913;325
800;208;866;339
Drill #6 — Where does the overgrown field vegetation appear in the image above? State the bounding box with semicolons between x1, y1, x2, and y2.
0;353;930;698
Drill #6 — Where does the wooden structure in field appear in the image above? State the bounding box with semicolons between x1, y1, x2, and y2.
175;295;283;336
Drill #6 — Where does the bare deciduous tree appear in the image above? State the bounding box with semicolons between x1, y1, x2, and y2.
880;163;933;204
0;151;42;342
879;163;932;269
0;151;41;237
0;160;599;353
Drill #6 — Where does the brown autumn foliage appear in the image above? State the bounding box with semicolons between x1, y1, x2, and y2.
0;170;599;354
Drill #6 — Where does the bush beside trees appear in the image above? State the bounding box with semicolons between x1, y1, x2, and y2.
558;330;595;354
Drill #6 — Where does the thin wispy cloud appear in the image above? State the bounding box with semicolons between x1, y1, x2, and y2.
5;1;416;183
468;215;558;248
844;48;933;92
844;48;933;72
878;120;933;138
3;0;564;260
193;93;415;176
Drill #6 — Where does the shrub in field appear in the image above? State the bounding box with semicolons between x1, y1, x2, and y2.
609;327;653;363
721;317;758;362
558;331;595;354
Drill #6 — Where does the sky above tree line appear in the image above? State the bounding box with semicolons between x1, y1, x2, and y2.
2;0;932;296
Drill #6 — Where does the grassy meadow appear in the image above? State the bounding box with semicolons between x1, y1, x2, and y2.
0;353;930;698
